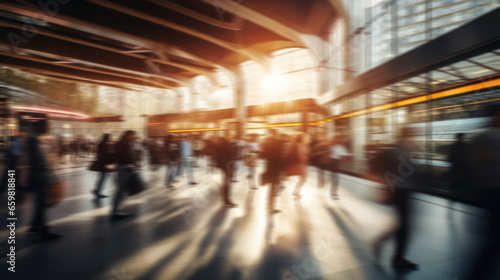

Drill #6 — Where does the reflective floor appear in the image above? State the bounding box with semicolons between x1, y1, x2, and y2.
0;159;496;280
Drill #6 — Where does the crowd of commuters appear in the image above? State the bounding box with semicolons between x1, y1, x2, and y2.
1;104;500;277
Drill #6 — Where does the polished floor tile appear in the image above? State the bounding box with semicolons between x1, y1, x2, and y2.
0;159;496;279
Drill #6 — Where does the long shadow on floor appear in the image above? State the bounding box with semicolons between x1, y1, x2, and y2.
321;198;418;280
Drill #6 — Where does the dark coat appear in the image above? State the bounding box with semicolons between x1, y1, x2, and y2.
27;137;49;190
96;142;114;172
115;139;135;165
215;138;237;173
164;139;180;162
261;137;285;184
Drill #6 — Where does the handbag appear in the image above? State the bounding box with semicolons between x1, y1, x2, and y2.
127;170;146;196
88;160;101;172
46;172;64;206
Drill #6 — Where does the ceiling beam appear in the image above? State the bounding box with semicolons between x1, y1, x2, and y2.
201;0;329;66
0;52;176;89
28;72;141;92
146;0;244;30
88;0;270;68
0;3;233;77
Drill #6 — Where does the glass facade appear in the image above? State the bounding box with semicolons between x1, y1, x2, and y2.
320;49;500;176
241;48;317;106
329;0;499;78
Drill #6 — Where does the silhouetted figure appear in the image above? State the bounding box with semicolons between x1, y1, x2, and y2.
215;136;237;207
261;129;285;213
329;136;347;199
310;135;330;189
244;134;260;190
27;133;62;239
205;136;217;173
465;104;500;280
164;134;180;188
192;135;204;168
372;127;419;270
176;134;197;185
148;137;163;170
447;132;471;190
232;136;246;183
111;130;138;221
1;134;24;192
286;134;309;198
91;133;114;199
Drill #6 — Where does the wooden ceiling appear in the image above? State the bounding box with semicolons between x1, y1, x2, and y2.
0;0;339;89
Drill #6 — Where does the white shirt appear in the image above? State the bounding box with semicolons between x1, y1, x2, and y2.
330;144;347;160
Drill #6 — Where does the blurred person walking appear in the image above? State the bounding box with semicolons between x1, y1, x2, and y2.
204;136;217;173
215;136;238;207
465;105;500;280
192;135;204;168
310;134;330;189
176;134;197;185
91;133;114;199
111;130;139;221
232;136;246;183
447;132;471;191
286;134;309;198
1;133;24;192
164;134;180;188
244;134;260;190
261;129;286;213
329;136;348;199
26;128;62;239
371;127;420;270
148;137;164;171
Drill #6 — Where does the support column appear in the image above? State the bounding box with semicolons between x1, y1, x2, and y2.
302;111;308;134
188;80;197;111
233;68;246;138
118;89;127;130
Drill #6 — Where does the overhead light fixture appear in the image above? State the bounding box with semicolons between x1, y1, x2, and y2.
431;80;447;85
11;105;89;119
403;86;418;92
470;69;491;75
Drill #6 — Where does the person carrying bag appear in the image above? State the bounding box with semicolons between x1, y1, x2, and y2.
89;134;115;198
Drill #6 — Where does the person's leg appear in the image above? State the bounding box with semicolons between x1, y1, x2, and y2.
30;181;61;237
331;172;339;198
224;171;230;203
111;166;127;216
193;151;199;167
176;159;185;178
186;159;196;183
392;191;417;269
394;219;409;259
222;169;237;206
268;181;280;211
166;162;175;185
94;171;107;195
372;224;396;261
293;176;306;197
232;160;240;182
268;183;274;210
248;166;257;189
330;161;340;198
465;191;500;280
318;166;324;188
31;182;47;231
